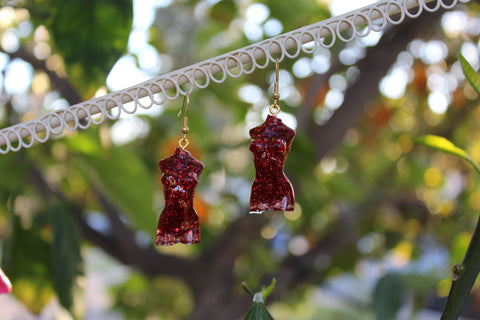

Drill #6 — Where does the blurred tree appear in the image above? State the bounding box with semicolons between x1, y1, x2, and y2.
0;0;480;319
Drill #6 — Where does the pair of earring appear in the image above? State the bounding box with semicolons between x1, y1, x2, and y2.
155;60;295;246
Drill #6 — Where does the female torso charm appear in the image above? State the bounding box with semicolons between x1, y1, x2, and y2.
156;147;204;245
249;115;295;213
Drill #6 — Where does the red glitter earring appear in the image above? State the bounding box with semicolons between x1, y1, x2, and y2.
155;95;204;246
249;59;295;214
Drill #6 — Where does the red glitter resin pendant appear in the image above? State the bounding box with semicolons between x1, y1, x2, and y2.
249;114;295;213
0;268;12;294
156;147;204;246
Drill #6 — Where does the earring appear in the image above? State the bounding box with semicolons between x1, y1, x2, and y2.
155;94;204;246
249;59;295;214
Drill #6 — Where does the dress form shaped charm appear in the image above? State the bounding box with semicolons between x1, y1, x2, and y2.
249;115;295;213
156;147;204;245
155;94;204;245
249;59;295;213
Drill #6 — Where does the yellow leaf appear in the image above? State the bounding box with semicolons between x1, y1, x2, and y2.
413;135;467;160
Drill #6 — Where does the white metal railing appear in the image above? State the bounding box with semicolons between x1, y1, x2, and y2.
0;0;468;154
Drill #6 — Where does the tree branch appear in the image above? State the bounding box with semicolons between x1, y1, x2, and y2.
10;43;201;281
190;11;451;320
441;214;480;319
303;10;445;161
0;46;82;105
187;212;266;320
94;190;195;278
27;164;195;279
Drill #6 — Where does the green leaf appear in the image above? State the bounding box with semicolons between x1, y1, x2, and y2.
210;0;237;26
412;135;468;160
400;273;440;295
242;282;255;296
111;273;194;318
373;274;406;320
0;153;29;201
261;278;276;301
48;0;132;96
413;135;480;176
4;215;55;313
243;302;274;320
459;52;480;95
66;130;157;233
50;200;83;310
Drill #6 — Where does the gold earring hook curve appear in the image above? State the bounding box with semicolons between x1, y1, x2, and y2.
269;59;281;116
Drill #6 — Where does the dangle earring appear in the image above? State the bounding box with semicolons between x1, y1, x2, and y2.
249;59;296;214
155;94;204;246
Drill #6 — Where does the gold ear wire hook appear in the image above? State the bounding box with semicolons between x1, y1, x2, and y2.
178;94;190;149
177;94;189;117
269;59;281;116
274;58;279;94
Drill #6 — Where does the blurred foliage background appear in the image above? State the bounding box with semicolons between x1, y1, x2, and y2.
0;0;480;319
